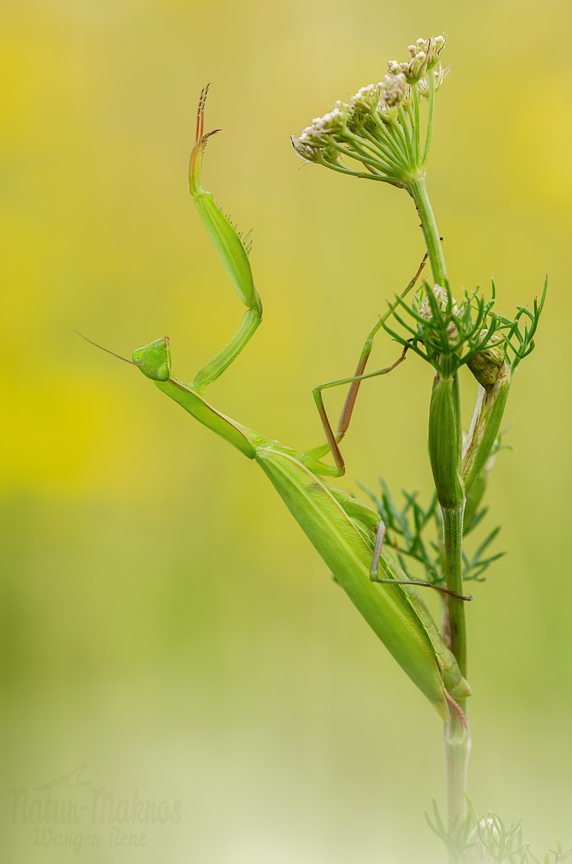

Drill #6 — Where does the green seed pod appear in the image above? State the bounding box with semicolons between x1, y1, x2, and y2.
467;332;505;387
428;375;464;509
463;459;488;530
463;333;513;492
463;369;511;494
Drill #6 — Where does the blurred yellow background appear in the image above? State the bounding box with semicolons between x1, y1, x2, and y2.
2;0;572;861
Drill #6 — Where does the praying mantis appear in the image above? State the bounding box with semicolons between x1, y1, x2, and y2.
90;88;471;723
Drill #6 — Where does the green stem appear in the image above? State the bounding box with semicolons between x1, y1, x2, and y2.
422;70;436;167
350;123;408;172
444;709;471;827
405;176;447;286
329;138;396;177
405;175;470;828
442;506;466;677
317;159;393;183
441;503;471;826
439;373;470;827
397;107;415;164
412;83;421;165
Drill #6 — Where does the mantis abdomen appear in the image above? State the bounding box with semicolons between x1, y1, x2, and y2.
256;446;453;720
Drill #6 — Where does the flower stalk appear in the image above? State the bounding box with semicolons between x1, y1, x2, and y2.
293;31;546;852
422;234;471;827
406;176;447;287
442;502;471;824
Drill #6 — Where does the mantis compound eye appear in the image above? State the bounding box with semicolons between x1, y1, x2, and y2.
132;336;171;381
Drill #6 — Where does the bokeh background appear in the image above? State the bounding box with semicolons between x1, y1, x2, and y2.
2;0;572;861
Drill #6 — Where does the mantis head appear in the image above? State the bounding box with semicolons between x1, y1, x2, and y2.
77;332;170;381
132;337;171;381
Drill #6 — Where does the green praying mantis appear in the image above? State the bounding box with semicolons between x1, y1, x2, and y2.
88;87;472;723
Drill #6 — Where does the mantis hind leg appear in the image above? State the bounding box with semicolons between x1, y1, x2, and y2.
368;510;473;601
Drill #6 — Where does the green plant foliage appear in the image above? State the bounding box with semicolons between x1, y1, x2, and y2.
359;475;504;590
382;280;546;380
426;798;572;864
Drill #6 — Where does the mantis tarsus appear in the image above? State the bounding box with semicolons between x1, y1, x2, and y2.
88;88;472;724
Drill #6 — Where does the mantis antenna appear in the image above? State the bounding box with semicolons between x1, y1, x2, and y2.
76;332;139;367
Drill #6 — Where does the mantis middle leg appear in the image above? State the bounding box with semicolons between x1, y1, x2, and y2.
309;254;428;474
308;254;471;605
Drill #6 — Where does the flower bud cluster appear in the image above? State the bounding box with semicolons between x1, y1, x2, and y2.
418;64;450;98
291;103;348;167
291;74;411;169
464;818;500;864
294;102;347;146
420;283;457;319
350;84;379;113
420;283;460;346
379;72;408;107
291;35;447;184
388;35;446;82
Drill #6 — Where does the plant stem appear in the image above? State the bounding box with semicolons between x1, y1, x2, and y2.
444;706;471;825
406;178;471;828
440;370;471;824
405;176;447;287
442;505;466;676
442;503;471;825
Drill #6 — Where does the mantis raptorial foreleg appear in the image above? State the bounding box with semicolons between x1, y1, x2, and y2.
310;254;427;474
188;85;263;393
